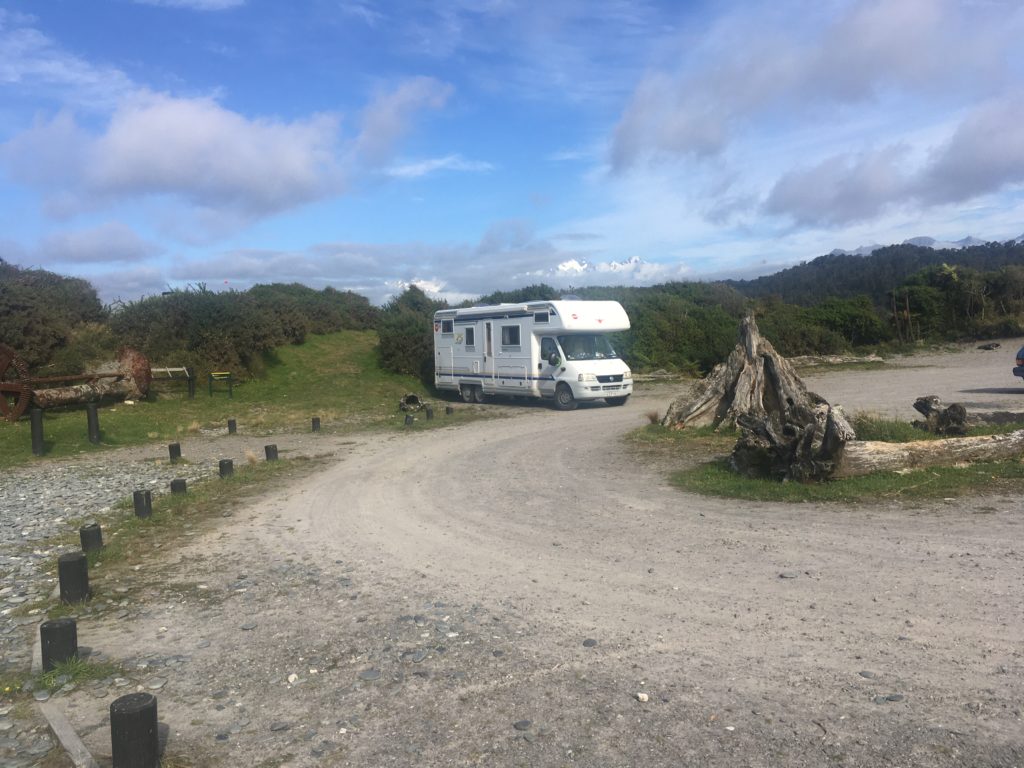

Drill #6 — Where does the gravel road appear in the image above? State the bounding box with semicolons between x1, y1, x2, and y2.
4;340;1023;767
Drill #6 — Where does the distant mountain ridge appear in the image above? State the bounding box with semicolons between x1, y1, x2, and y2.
727;239;1024;307
829;234;1006;257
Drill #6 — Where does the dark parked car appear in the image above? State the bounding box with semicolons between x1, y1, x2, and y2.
1015;346;1024;381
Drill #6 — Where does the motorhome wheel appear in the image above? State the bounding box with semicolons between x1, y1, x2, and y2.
554;383;577;411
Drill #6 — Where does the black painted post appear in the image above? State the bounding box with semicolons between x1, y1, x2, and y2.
110;692;159;768
426;407;434;420
186;367;196;399
30;408;44;456
40;618;78;672
227;418;236;435
445;406;453;416
132;490;153;519
404;414;414;426
170;479;187;494
168;443;181;464
219;459;233;478
79;523;103;553
264;444;278;461
58;552;89;604
311;417;321;432
86;402;100;445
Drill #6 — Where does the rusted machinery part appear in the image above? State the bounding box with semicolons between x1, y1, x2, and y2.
0;344;152;421
0;344;32;422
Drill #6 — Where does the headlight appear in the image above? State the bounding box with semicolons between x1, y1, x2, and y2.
623;370;632;380
578;373;597;382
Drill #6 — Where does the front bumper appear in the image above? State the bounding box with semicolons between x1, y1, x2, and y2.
571;380;634;400
1013;366;1024;379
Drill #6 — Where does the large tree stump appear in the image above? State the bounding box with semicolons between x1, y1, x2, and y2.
662;314;827;431
661;314;858;481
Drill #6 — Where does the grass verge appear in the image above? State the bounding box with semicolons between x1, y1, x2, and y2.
0;330;431;469
629;422;1024;502
671;458;1024;503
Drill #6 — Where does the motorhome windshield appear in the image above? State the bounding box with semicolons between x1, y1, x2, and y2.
557;334;619;361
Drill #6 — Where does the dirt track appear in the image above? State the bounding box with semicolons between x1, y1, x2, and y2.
59;342;1024;766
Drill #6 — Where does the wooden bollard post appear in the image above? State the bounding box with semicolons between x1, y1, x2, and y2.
168;443;181;464
79;523;103;553
186;367;196;399
227;418;236;435
264;444;278;461
404;414;414;426
30;408;44;456
40;618;78;672
219;459;233;478
445;406;454;416
426;407;434;420
132;490;153;519
311;417;321;432
58;552;89;604
170;478;187;494
110;692;159;768
86;402;100;445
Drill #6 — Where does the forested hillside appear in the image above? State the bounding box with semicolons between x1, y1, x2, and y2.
4;241;1023;386
727;241;1024;306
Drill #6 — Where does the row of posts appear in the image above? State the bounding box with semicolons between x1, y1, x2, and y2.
30;408;325;457
40;421;297;767
404;405;453;426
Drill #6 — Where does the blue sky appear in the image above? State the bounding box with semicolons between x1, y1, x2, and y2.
1;0;1023;304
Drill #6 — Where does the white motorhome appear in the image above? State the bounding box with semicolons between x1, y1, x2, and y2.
433;300;632;410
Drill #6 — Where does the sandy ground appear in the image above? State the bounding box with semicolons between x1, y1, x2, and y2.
52;341;1024;767
802;339;1024;420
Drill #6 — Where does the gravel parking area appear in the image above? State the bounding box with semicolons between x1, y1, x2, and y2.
2;341;1022;767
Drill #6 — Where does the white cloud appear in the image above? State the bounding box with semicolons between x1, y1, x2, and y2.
918;96;1024;205
611;0;1018;168
764;144;913;226
354;76;453;165
0;12;137;109
37;222;163;265
130;0;245;10
387;154;493;178
764;95;1024;226
1;94;343;220
2;76;458;231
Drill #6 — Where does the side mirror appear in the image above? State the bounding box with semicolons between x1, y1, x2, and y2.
547;353;561;366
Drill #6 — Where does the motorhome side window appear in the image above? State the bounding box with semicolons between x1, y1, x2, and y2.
541;337;558;361
464;327;475;349
440;319;454;334
534;312;549;323
501;325;521;348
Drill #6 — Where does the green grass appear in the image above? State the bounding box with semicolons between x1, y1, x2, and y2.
0;331;431;468
851;414;1024;442
671;458;1024;503
37;657;122;692
629;421;1024;502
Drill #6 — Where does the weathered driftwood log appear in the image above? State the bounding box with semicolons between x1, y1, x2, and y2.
30;348;151;409
731;403;857;481
833;430;1024;478
912;395;968;435
662;314;826;430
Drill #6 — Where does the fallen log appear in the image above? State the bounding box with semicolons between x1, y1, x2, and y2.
833;430;1024;478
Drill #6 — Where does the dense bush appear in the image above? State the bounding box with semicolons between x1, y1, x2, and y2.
376;286;446;382
109;283;377;376
0;259;107;372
